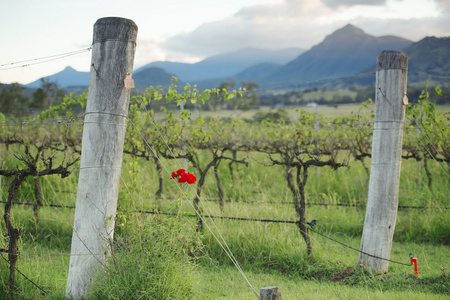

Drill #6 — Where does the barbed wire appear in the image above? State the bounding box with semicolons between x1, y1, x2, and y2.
0;119;84;126
0;118;378;129
2;200;447;227
307;226;412;267
201;199;450;210
0;252;49;295
0;47;91;71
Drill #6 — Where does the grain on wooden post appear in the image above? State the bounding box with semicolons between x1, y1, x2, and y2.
65;17;137;298
358;50;408;274
260;286;282;300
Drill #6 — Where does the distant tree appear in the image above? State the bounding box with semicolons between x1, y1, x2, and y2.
0;83;28;116
224;80;260;111
216;80;236;111
355;87;375;103
342;95;354;103
253;108;290;123
30;88;47;109
239;81;259;110
30;78;66;110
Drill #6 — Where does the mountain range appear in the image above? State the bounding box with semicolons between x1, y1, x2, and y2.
24;24;450;91
260;24;412;86
135;47;304;82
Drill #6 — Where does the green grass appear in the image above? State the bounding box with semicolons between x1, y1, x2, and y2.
3;206;449;299
0;131;449;299
199;264;450;299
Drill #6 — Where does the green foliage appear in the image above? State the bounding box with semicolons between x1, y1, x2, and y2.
129;76;244;109
0;83;28;116
36;89;88;120
30;78;66;111
405;84;450;164
88;214;204;300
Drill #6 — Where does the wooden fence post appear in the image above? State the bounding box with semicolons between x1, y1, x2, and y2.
260;286;282;300
65;17;137;298
358;50;408;273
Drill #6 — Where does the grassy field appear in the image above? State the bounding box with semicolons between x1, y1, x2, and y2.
160;103;449;122
0;100;448;299
0;139;448;299
166;103;368;121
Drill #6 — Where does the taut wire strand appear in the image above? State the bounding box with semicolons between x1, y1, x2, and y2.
0;47;91;71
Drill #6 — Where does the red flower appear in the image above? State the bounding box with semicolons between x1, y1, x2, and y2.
171;168;196;184
186;173;196;184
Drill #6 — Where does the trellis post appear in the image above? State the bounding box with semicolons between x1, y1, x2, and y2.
358;50;408;273
65;17;137;298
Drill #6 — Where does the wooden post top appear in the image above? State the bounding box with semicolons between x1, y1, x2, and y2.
93;17;138;45
377;51;408;71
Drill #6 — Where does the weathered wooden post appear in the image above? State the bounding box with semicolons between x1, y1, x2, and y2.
260;286;282;300
358;50;408;273
66;17;137;298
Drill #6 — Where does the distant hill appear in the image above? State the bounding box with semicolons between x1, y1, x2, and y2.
234;63;281;82
258;24;413;87
22;47;304;90
23;65;179;91
25;66;89;89
133;67;180;89
404;36;450;86
135;47;304;82
341;36;450;88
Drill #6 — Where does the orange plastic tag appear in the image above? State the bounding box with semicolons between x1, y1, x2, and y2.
124;73;135;89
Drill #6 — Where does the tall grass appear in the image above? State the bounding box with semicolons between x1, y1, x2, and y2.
88;214;204;300
0;140;448;298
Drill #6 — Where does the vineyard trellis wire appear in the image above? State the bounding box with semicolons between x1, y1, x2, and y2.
0;205;417;269
0;47;91;71
3;199;448;210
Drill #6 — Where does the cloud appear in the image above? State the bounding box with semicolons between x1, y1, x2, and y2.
133;36;169;68
434;0;450;13
321;0;386;8
162;0;334;57
160;0;449;60
352;15;450;40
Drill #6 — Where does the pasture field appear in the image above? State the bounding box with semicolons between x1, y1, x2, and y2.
164;102;450;122
0;142;448;299
160;103;369;121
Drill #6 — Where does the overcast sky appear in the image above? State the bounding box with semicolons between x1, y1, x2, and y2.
0;0;449;85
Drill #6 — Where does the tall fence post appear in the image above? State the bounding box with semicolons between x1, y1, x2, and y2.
358;50;408;273
65;17;138;298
